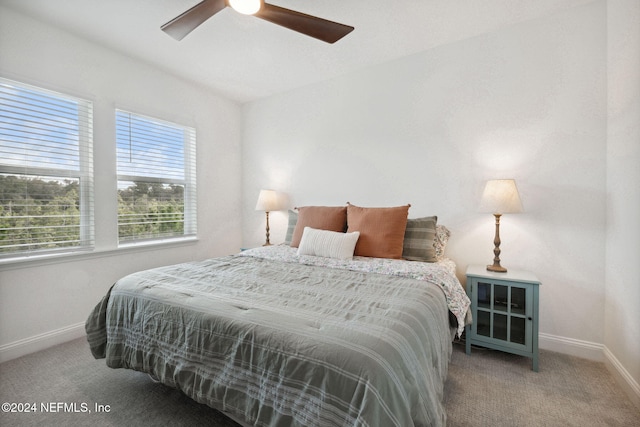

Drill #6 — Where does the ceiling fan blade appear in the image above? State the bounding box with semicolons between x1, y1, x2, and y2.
161;0;227;41
255;3;354;44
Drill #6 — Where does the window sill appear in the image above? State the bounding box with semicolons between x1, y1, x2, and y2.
0;236;199;271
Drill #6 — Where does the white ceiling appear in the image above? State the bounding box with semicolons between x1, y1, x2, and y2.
1;0;592;103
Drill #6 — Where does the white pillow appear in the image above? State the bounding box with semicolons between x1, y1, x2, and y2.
297;227;360;260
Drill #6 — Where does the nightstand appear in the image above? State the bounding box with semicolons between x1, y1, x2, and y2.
465;265;541;371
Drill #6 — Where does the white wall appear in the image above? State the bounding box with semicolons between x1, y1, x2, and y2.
243;1;607;345
605;0;640;407
243;0;640;402
0;7;243;359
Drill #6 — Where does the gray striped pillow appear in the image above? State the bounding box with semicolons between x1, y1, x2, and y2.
284;210;298;245
402;216;438;262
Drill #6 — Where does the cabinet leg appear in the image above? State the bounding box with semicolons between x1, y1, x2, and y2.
465;327;471;355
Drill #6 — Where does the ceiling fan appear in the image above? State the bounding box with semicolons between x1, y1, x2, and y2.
161;0;354;44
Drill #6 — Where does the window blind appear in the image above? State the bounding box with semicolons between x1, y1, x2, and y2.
0;78;94;258
116;110;196;243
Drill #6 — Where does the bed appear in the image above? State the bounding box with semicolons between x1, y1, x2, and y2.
86;206;470;427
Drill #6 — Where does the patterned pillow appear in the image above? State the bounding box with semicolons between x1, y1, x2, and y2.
346;203;410;259
284;210;297;245
297;227;360;260
434;224;451;260
290;206;347;248
402;216;438;262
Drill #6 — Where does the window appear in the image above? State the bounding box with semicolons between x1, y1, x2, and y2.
0;78;93;258
116;110;196;244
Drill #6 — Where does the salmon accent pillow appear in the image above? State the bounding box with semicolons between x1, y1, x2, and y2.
346;203;410;259
290;206;347;248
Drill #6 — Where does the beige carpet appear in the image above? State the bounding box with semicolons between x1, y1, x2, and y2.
0;338;637;426
444;343;638;426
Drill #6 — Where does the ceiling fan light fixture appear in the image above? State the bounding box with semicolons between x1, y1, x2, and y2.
229;0;261;15
162;0;354;44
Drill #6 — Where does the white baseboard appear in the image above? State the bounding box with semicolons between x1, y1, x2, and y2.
0;322;86;363
540;332;640;409
539;332;605;361
603;347;640;410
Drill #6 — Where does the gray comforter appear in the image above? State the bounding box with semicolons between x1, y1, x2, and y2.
86;253;453;426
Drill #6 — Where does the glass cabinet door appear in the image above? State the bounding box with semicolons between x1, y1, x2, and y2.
474;280;530;349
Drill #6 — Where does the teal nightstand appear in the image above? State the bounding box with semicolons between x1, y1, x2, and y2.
465;265;541;371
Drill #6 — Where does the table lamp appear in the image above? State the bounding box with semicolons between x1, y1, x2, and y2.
480;179;523;273
255;189;281;246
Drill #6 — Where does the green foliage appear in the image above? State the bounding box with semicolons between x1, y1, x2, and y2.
117;181;185;241
0;175;185;254
0;175;81;253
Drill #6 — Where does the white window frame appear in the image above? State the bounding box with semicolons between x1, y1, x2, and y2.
0;78;94;260
115;109;196;245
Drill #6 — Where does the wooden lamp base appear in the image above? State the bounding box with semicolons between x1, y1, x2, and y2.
263;211;272;246
487;213;507;273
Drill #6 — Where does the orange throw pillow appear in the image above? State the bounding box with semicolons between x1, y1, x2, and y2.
290;206;347;247
347;203;410;259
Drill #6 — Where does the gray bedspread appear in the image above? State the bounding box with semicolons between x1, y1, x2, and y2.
86;253;453;426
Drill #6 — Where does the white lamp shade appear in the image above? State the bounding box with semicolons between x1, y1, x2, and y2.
255;189;281;212
480;179;524;214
